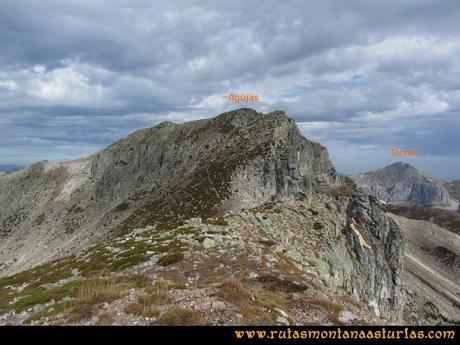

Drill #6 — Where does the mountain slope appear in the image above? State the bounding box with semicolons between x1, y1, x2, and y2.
384;204;460;235
0;194;405;325
352;162;458;210
389;214;460;323
0;109;339;277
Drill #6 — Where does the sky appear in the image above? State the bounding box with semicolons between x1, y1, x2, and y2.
0;0;459;179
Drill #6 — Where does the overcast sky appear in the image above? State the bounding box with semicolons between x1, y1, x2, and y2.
1;0;459;179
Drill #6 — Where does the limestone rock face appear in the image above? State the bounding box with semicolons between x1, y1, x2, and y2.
344;195;405;321
352;162;458;210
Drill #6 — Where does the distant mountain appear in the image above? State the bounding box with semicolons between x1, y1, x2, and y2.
0;165;24;174
352;162;459;210
446;179;460;201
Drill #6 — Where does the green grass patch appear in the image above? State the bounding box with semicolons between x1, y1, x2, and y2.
23;300;76;324
203;218;228;226
157;253;184;266
118;274;152;288
14;280;82;313
138;292;170;305
113;202;130;212
157;308;205;325
174;227;200;235
313;222;324;230
110;254;149;271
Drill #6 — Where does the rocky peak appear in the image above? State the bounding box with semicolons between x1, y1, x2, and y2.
384;161;419;177
352;162;458;209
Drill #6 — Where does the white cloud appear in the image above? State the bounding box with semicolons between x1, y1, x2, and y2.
0;0;460;178
27;64;104;103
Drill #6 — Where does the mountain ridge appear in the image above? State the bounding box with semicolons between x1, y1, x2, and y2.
0;108;341;276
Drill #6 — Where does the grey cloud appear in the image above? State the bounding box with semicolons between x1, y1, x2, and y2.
0;0;459;179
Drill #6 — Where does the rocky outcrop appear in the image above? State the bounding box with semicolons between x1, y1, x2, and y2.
352;162;458;210
343;195;405;321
